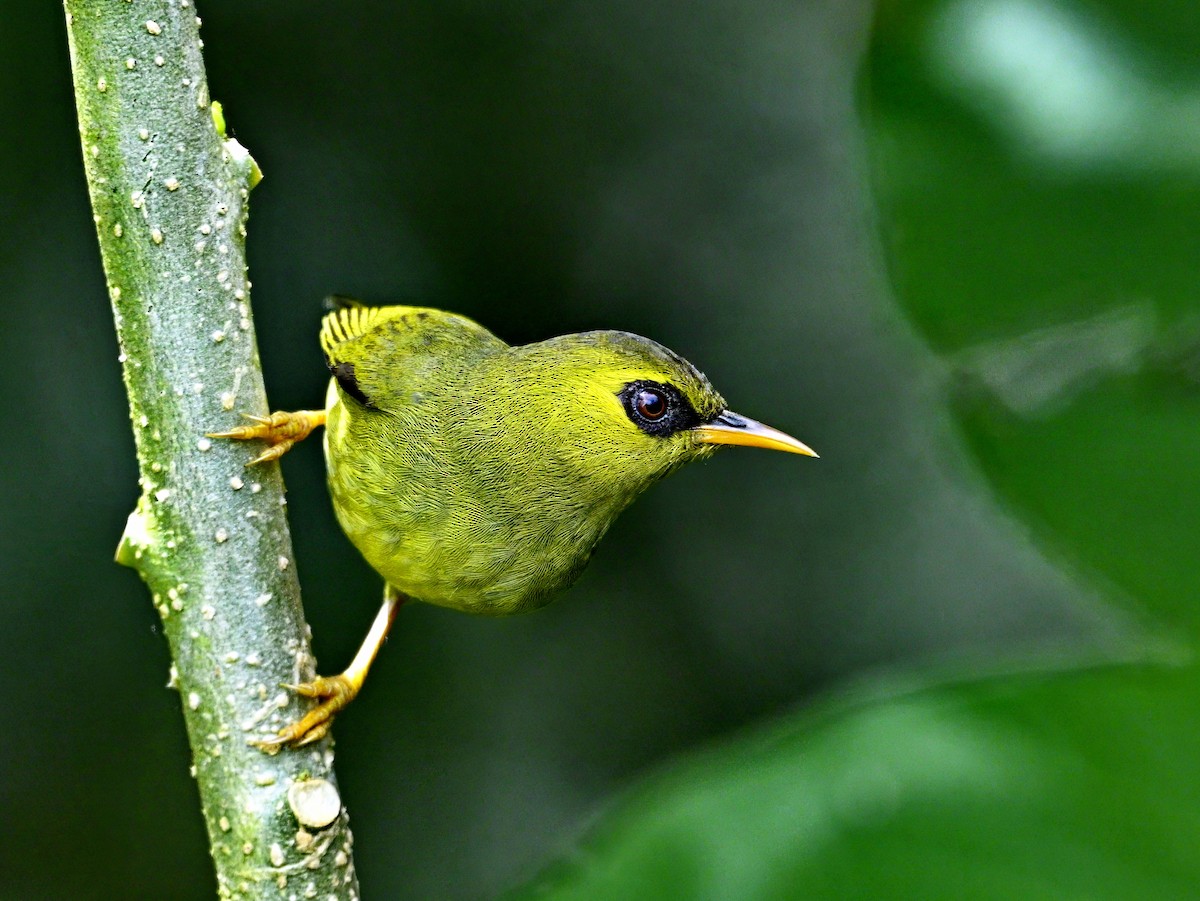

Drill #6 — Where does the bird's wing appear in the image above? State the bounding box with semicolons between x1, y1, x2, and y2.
319;303;505;412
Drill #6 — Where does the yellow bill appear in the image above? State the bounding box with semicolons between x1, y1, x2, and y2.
692;411;817;457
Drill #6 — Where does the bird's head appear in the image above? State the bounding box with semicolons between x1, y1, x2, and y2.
504;330;815;502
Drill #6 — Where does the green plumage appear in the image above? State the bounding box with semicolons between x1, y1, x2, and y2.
214;303;811;748
319;304;726;615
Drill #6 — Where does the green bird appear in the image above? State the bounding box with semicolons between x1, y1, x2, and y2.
213;301;816;749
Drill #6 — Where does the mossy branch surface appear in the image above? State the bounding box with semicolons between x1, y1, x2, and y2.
64;2;359;898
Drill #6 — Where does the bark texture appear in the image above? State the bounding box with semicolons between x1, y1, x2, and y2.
64;1;360;897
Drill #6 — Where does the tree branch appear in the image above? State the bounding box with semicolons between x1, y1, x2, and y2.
64;2;360;897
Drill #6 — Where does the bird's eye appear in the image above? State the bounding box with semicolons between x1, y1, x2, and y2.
619;380;699;437
635;388;668;421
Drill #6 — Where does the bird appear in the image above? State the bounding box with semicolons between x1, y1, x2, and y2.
211;300;816;749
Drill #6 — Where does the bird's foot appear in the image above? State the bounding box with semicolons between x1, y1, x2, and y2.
250;674;359;753
208;409;326;465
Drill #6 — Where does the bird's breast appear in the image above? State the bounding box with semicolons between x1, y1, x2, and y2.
323;399;614;615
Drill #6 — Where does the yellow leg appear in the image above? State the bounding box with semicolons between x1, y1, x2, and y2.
208;409;326;465
252;586;405;752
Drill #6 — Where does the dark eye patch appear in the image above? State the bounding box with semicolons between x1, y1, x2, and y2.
618;380;701;437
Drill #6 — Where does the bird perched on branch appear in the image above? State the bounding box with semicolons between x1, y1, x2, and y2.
212;300;816;749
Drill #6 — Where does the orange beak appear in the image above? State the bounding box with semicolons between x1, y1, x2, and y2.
692;411;817;457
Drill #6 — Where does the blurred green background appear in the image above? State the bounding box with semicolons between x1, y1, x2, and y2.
3;0;1197;898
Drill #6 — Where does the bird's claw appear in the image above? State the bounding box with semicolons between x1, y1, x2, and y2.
207;409;326;466
249;673;358;753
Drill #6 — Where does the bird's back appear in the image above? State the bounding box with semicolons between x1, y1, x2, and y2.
320;304;504;411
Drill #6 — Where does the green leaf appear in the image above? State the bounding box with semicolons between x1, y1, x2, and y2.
509;663;1200;900
866;0;1200;634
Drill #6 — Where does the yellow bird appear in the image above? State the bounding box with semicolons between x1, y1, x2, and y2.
213;301;816;749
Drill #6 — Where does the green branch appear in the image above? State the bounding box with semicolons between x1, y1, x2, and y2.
64;2;360;897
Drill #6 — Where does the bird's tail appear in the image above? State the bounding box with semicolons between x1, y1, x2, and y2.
323;294;365;311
